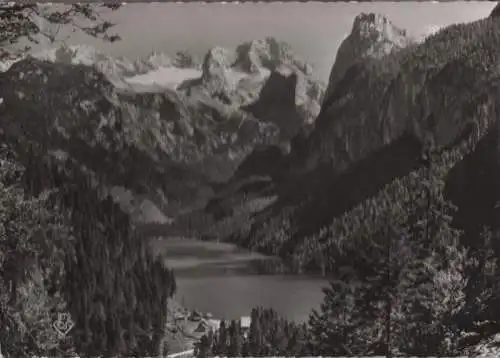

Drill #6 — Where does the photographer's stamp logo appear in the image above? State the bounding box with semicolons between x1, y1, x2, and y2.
53;312;74;338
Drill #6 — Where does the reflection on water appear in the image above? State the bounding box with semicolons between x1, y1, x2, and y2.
151;237;329;322
174;274;327;322
172;258;287;277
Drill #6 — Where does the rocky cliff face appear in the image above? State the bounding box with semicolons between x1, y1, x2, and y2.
180;37;325;130
323;13;414;106
243;68;302;143
490;2;500;19
290;14;500;239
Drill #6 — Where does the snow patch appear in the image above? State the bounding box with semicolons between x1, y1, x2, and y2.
0;56;23;72
125;67;202;90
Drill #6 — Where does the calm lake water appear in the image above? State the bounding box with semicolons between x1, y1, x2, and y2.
150;237;328;322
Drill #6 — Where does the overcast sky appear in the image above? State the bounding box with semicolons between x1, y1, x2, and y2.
32;1;496;80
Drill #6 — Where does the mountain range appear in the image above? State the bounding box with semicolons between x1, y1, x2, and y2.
0;37;325;225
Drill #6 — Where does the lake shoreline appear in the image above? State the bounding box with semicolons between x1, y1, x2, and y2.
150;237;329;324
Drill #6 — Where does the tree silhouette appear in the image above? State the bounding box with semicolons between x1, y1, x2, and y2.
228;320;242;356
0;3;121;59
0;143;74;357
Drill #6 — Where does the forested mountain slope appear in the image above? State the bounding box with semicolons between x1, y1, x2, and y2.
184;12;500;275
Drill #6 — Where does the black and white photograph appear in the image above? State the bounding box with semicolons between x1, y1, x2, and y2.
1;1;500;357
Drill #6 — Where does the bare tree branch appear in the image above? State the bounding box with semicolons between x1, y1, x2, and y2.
0;3;121;57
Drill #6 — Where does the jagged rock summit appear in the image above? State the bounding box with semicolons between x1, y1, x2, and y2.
197;46;238;100
33;44;154;85
323;12;414;103
233;37;312;75
30;45;198;90
199;37;312;83
243;67;303;142
180;37;324;116
490;2;500;19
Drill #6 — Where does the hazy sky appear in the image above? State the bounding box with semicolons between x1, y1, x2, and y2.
33;1;496;80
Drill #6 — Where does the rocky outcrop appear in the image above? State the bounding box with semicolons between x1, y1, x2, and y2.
243;67;303;141
174;51;201;69
179;37;325;127
233;37;312;75
323;12;414;104
490;3;500;19
197;46;238;101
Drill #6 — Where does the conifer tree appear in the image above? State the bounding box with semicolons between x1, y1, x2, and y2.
0;3;121;59
393;147;469;355
249;308;263;356
228;320;243;356
216;320;228;356
453;226;500;348
308;145;473;356
195;334;211;358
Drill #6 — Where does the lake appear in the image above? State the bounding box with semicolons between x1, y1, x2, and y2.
150;237;329;322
